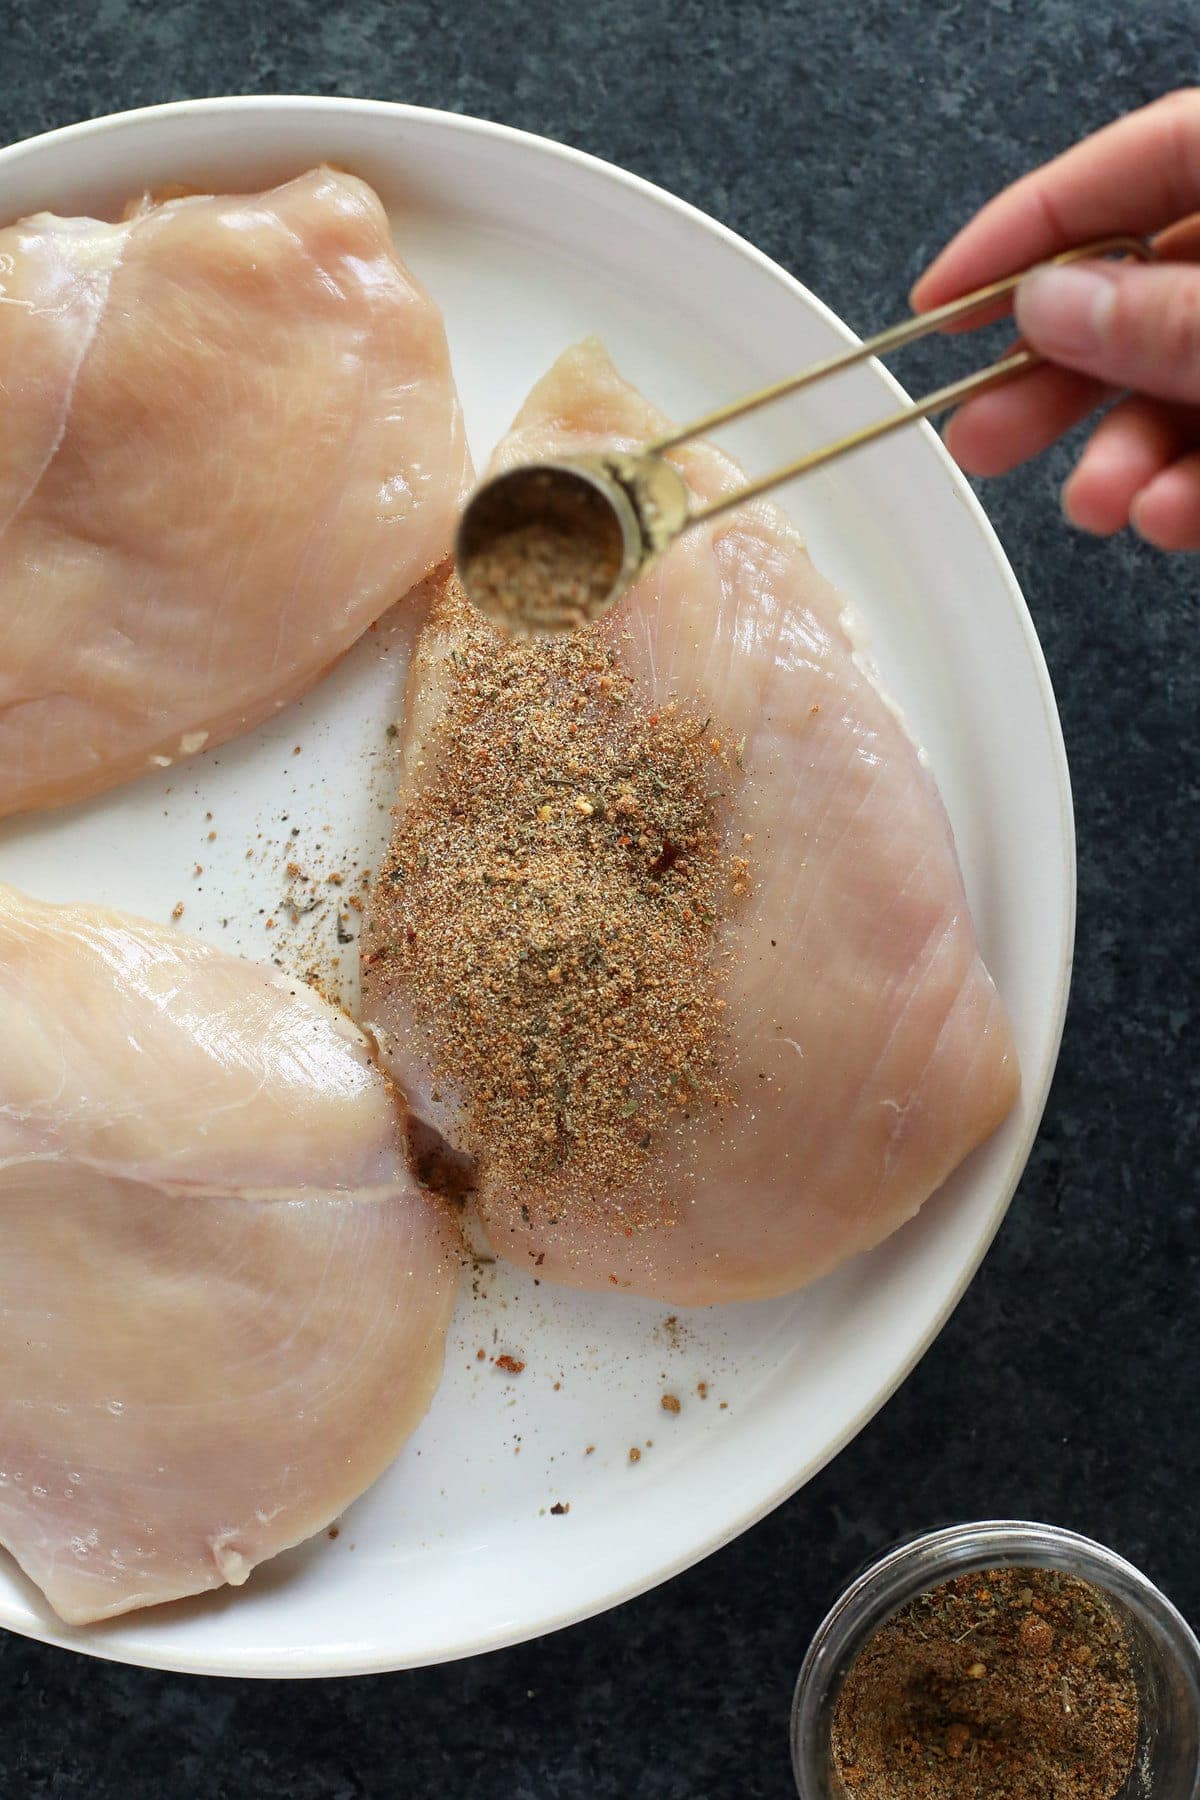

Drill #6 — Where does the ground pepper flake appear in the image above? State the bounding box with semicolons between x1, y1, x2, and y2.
830;1567;1139;1800
660;1393;681;1414
363;573;748;1232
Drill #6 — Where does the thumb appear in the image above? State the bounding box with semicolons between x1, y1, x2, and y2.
1014;260;1200;404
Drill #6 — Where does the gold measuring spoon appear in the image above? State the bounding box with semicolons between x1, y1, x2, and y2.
456;236;1153;634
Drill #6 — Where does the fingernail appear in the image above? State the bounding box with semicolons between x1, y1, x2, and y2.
1015;264;1118;358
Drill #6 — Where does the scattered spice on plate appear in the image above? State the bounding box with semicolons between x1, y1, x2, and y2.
628;1447;641;1464
494;1354;525;1375
170;901;184;921
660;1392;681;1414
830;1566;1139;1800
660;1315;686;1350
549;1501;570;1516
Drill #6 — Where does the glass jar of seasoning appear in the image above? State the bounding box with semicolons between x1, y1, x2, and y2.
790;1520;1200;1800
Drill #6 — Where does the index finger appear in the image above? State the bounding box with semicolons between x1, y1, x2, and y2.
911;88;1200;310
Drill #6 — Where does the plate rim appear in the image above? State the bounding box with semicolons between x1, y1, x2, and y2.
0;93;1075;1678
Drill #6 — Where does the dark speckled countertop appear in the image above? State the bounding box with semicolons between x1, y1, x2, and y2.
1;4;1197;1796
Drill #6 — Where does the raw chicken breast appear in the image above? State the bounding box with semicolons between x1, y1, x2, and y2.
363;341;1018;1306
0;885;459;1625
0;167;470;820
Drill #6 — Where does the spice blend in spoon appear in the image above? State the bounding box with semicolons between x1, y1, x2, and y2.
457;465;627;634
831;1566;1139;1800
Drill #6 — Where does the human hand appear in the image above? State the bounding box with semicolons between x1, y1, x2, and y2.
912;90;1200;550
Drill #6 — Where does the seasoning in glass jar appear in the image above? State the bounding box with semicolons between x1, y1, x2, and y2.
830;1565;1139;1800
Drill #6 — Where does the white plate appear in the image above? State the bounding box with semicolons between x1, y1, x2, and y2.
0;97;1073;1677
